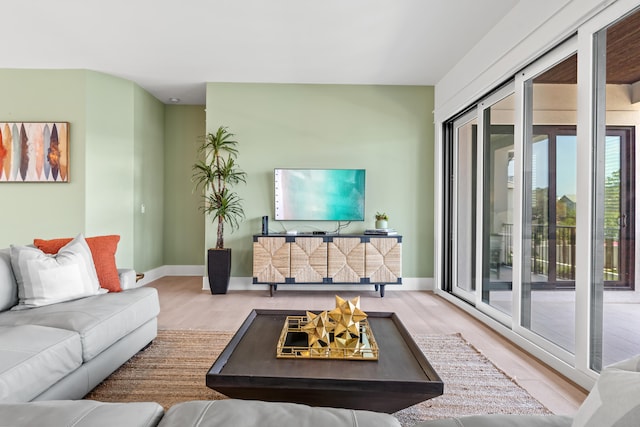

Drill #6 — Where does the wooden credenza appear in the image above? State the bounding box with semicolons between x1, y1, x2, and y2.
252;234;402;297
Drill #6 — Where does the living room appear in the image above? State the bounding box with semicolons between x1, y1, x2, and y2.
1;1;639;426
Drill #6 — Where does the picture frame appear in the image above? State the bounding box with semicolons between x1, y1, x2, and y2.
0;122;69;182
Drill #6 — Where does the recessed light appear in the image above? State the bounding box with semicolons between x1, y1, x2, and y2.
169;97;181;103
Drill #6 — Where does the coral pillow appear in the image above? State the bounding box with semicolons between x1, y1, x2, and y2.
34;235;122;292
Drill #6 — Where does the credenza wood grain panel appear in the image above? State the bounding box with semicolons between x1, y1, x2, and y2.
253;237;290;283
366;237;402;283
328;238;365;283
290;237;327;283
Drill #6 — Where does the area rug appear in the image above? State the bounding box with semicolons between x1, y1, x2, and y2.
84;330;551;426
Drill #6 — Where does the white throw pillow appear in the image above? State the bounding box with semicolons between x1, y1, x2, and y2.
10;234;105;309
572;355;640;427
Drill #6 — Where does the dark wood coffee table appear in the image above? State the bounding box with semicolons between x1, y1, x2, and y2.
206;309;443;413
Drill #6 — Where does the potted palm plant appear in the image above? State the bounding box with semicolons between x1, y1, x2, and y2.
193;126;246;294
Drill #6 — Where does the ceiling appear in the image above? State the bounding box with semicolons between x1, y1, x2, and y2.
1;0;520;105
534;8;640;85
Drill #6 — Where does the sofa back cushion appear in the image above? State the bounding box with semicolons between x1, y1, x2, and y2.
0;249;18;311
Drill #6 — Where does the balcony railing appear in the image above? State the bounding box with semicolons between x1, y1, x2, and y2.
498;224;620;283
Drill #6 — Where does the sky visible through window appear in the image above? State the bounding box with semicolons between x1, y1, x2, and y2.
523;136;578;198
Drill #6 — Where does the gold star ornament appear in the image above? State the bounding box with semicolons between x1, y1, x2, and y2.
276;295;378;360
328;295;367;337
301;310;332;346
331;332;362;357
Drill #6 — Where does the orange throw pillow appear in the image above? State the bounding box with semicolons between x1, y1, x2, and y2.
34;235;122;292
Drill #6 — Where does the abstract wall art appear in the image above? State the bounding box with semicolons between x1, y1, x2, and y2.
0;122;69;182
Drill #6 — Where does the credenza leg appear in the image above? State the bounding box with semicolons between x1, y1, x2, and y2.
269;284;278;297
374;284;379;292
379;285;386;298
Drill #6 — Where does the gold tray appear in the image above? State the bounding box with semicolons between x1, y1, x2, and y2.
276;315;379;360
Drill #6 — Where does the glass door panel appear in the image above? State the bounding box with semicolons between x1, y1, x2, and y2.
522;53;577;353
602;130;635;290
453;115;478;302
556;135;577;284
481;94;515;316
592;9;639;371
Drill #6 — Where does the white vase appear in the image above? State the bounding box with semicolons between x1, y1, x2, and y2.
375;219;388;229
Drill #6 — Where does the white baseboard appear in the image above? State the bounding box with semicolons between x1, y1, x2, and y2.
200;275;434;292
138;264;434;292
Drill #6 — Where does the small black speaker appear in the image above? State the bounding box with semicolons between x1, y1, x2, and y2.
261;216;269;235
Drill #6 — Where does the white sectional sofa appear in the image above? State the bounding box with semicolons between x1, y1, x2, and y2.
0;236;160;402
1;235;638;426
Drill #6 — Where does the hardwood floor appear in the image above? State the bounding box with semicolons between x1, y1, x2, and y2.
147;276;588;416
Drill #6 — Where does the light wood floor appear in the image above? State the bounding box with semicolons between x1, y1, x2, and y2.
147;276;588;415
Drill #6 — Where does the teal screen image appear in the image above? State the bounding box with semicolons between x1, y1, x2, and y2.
274;169;365;221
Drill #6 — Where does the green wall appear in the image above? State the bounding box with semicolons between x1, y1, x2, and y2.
0;70;88;248
0;69;165;272
85;71;136;266
163;105;206;265
133;86;165;272
205;83;434;278
0;71;435;279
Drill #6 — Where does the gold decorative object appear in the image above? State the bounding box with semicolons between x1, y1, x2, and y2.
329;296;367;336
301;310;331;346
276;295;379;360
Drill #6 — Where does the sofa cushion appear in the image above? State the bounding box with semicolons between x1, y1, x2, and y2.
35;235;122;292
0;400;163;427
413;415;573;427
0;248;18;311
572;354;640;427
0;325;82;402
157;399;402;427
10;235;104;310
0;287;160;361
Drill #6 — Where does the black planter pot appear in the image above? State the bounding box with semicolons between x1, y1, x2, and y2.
207;248;231;294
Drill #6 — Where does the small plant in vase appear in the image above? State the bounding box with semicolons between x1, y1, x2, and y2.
375;212;389;229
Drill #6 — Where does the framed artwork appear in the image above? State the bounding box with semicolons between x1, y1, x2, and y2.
0;122;69;182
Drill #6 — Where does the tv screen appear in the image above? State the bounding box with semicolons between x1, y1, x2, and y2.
274;169;366;221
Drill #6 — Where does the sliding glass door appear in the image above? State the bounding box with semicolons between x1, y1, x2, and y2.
592;8;639;370
521;46;578;353
438;1;640;383
480;90;515;318
445;86;515;318
522;58;578;351
451;113;478;303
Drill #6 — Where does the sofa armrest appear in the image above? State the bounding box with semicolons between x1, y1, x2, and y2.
413;415;573;427
118;268;140;290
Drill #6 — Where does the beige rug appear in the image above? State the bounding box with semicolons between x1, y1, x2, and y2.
85;330;551;426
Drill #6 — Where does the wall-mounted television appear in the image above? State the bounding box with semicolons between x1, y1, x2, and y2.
274;168;366;221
